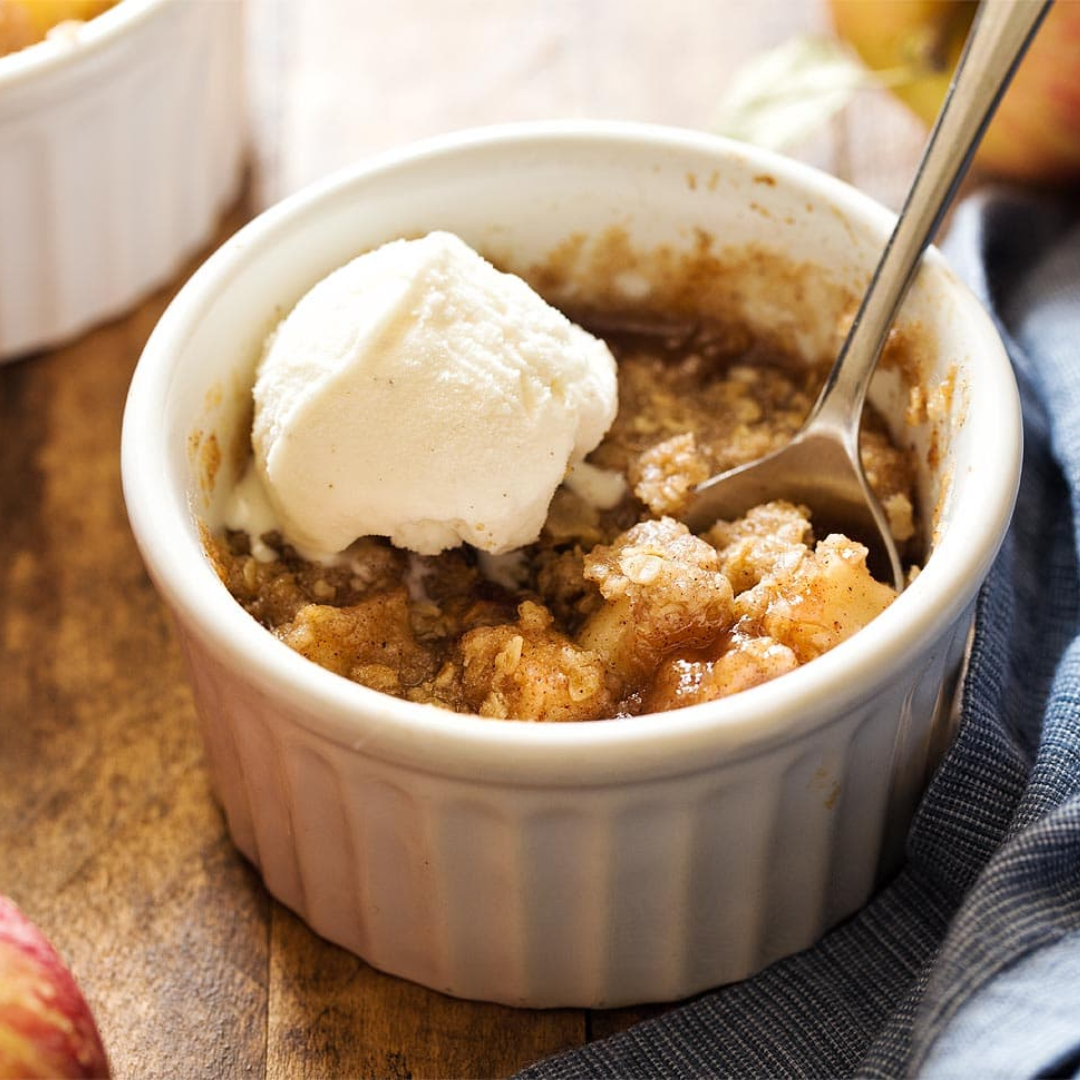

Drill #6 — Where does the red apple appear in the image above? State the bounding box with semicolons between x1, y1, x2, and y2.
0;897;109;1079
829;0;1080;183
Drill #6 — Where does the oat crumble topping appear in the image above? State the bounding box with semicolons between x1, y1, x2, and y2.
208;317;916;721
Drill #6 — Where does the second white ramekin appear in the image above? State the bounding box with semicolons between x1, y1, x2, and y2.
0;0;246;361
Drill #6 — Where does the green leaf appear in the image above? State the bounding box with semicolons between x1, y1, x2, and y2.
714;35;901;152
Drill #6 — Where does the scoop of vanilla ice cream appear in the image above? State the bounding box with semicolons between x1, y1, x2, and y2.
251;231;618;558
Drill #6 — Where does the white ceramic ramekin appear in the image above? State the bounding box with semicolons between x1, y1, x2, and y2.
121;122;1021;1009
0;0;245;361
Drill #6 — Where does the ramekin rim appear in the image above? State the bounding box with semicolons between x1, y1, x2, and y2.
0;0;170;89
121;119;1022;777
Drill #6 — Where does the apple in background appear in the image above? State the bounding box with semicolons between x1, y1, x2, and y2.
828;0;1080;184
0;897;109;1079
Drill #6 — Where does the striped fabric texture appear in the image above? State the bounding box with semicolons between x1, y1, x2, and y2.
517;191;1080;1080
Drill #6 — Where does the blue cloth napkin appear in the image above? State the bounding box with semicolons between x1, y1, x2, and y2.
517;189;1080;1080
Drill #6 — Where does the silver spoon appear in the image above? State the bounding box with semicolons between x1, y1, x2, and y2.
684;0;1052;590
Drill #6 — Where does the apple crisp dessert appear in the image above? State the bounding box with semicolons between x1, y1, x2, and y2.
208;314;916;721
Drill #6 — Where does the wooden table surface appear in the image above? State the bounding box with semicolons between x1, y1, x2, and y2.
0;2;929;1077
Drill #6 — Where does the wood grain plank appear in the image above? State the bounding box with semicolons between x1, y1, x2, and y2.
0;200;272;1080
266;906;583;1080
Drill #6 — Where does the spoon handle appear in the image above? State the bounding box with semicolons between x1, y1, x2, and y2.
813;0;1053;437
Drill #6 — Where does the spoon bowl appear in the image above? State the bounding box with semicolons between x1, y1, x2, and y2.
686;422;903;587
